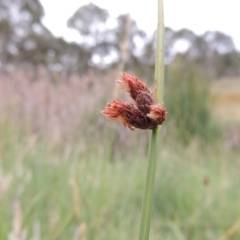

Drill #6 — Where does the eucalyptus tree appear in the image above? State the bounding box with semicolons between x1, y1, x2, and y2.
68;3;111;68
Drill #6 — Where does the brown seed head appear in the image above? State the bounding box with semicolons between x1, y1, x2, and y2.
101;100;142;130
147;104;167;125
101;73;167;130
117;73;155;103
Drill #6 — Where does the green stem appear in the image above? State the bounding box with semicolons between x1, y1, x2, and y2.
138;0;164;239
107;14;131;162
155;0;165;103
139;127;160;239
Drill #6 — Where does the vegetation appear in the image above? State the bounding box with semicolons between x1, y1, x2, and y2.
139;1;165;239
0;70;240;239
165;61;217;144
0;1;240;239
1;1;240;80
0;114;240;240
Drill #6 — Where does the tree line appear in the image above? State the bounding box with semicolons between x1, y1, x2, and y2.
0;0;239;80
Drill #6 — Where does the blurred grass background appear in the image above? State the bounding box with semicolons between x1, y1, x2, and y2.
1;1;240;239
0;63;240;239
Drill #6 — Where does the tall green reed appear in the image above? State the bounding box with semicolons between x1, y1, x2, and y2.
107;14;132;162
139;0;165;239
165;60;219;144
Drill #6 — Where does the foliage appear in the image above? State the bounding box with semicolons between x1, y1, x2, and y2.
165;60;219;144
0;119;239;239
1;1;240;80
0;67;239;239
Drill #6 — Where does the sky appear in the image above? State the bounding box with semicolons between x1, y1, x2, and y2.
39;0;240;50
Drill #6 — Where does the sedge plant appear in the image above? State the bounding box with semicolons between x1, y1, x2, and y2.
138;0;165;239
101;0;165;239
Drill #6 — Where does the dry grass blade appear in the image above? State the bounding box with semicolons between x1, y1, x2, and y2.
218;219;240;240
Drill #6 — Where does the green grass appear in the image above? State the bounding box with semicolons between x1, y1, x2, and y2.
0;122;240;239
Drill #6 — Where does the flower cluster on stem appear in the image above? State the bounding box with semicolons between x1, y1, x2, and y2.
101;73;167;130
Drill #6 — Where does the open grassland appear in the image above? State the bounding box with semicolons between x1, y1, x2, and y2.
210;77;240;124
0;70;240;239
1;125;240;240
210;77;240;149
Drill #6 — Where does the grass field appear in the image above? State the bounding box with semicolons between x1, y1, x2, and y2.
0;71;240;239
210;77;240;123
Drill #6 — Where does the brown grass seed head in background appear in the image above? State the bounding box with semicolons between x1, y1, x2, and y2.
101;73;167;130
